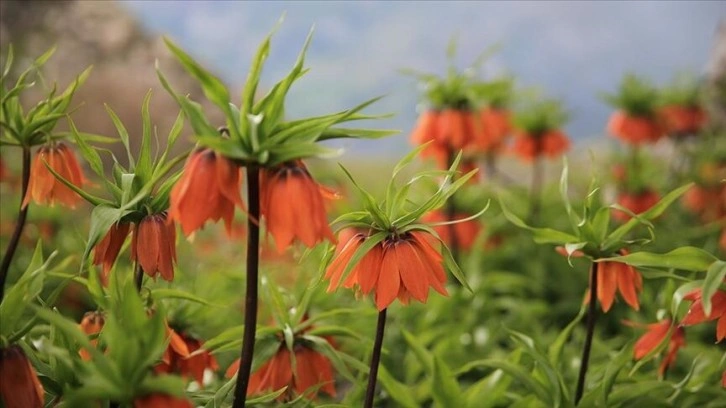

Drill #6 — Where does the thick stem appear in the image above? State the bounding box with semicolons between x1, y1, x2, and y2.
133;262;144;293
232;165;261;408
364;308;387;408
0;147;31;303
528;155;544;223
575;262;599;405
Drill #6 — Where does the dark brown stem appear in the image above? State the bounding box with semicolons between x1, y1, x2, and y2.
232;165;260;408
364;308;387;408
0;147;31;303
133;262;144;293
575;262;599;405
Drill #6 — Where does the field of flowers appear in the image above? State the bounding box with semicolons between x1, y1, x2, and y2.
0;22;724;408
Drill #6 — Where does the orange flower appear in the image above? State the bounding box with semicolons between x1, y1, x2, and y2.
155;330;218;387
659;105;706;135
260;160;336;253
131;213;177;281
93;222;130;283
630;319;685;376
613;189;660;222
511;130;570;162
680;288;726;342
682;184;725;222
437;109;475;149
410;110;440;146
421;210;481;251
22;143;85;208
607;111;663;144
591;250;643;312
476;107;511;151
133;393;194;408
720;228;726;252
326;231;448;310
226;342;336;400
169;148;244;236
0;345;44;408
78;311;104;361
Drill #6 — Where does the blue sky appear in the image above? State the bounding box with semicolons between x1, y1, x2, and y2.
120;1;724;156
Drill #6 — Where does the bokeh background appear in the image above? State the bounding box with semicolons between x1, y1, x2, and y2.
1;0;724;158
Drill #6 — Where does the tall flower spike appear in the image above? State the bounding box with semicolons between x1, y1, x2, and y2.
78;311;105;361
226;342;336;400
630;319;685;376
131;213;178;281
169;148;244;236
326;231;448;311
591;250;643;312
260;160;336;253
607;111;663;144
155;330;218;387
680;288;726;342
92;222;130;284
511;130;571;162
0;345;45;408
22;143;86;209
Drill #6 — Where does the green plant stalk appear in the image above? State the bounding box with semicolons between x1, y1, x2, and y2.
445;149;461;263
0;147;31;303
528;153;544;223
364;308;387;408
575;262;599;405
232;165;261;408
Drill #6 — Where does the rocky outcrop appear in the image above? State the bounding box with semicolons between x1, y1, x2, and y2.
0;0;222;157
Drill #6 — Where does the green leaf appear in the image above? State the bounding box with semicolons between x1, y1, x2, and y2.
68;119;104;178
432;355;464;407
139;374;188;398
598;345;632;407
701;260;726;316
135;90;154;184
257;28;314;137
163;37;232;118
377;363;419;408
318;127;399;141
548;305;586;366
156;60;220;139
598;247;718;272
104;103;134;168
150;288;222;307
401;329;433;372
559;157;580;230
500;199;580;245
604;183;693;249
457;359;551;404
240;18;282;138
